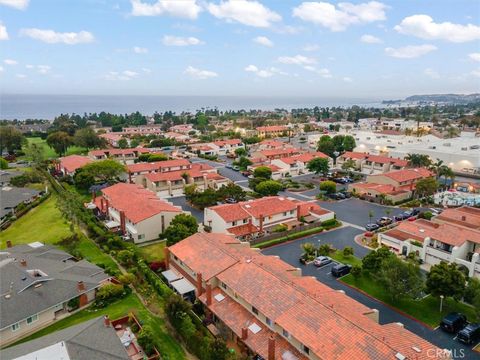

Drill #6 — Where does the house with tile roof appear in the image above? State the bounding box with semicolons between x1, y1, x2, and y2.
336;151;408;174
163;233;450;360
99;132;126;147
210;139;245;155
271;152;332;176
204;196;334;240
91;183;184;243
0;242;112;346
379;216;480;278
251;147;304;162
56;155;93;176
88;148;150;165
433;206;480;231
126;159;192;182
247;163;288;180
256;125;291;138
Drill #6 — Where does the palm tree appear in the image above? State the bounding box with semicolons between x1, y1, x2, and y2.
405;153;432;168
368;210;374;224
430;159;444;179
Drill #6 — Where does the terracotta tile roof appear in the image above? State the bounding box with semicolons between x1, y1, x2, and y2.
89;148;150;157
208;203;251;222
99;133;123;141
191;163;214;171
144;169;204;182
365;154;408;167
376;168;433;183
260;148;301;158
100;183;181;223
227;223;259;236
259;139;286;148
59;155;92;173
205;172;227;181
251;163;282;172
340;151;369;160
172;233;445;360
352;182;408;195
277;152;329;165
213;139;243;146
294;201;332;217
435;206;480;230
127;159;191;173
257;125;289;132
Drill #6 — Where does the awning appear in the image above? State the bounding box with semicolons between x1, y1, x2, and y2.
303;215;318;223
281;219;302;227
161;269;182;283
105;220;120;229
171;278;196;295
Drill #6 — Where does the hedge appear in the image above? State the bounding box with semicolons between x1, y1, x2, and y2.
252;226;324;249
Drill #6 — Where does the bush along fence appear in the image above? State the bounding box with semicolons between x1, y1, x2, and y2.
44;171;230;360
252;219;342;249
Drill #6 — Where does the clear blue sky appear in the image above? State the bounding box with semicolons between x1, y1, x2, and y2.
1;0;479;98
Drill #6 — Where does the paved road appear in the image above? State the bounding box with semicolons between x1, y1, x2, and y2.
319;198;405;227
262;227;477;358
169;196;204;223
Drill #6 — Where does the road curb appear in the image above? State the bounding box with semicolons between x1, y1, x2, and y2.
339;279;436;330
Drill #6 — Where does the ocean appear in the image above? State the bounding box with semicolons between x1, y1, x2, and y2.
0;94;382;120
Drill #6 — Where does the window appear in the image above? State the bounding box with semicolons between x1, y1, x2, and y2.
266;317;272;327
138;234;145;240
232;221;237;226
283;212;287;216
27;314;38;325
282;329;290;338
290;210;294;215
252;306;258;315
303;345;310;354
243;219;248;224
221;282;227;290
11;323;20;332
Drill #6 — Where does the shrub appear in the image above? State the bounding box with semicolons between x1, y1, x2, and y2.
272;224;288;233
67;297;80;310
343;246;354;258
95;283;125;307
137;325;156;356
351;265;362;279
321;219;340;230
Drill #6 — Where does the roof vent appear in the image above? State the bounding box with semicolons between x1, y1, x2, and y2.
34;283;43;288
419;229;425;233
395;353;406;360
412;346;421;353
5;294;11;299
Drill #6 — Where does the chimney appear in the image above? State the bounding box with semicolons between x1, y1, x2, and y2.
100;197;105;212
105;199;109;212
461;215;466;221
268;335;275;360
128;172;132;183
120;210;126;234
6;240;12;248
92;191;96;201
206;282;212;306
77;281;86;292
259;214;264;232
103;315;111;327
296;204;302;220
20;258;27;267
196;272;203;296
241;327;248;340
164;247;170;268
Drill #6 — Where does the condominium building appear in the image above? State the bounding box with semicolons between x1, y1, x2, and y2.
271;152;331;176
336;151;408;175
56;155;92;176
88;148;150;164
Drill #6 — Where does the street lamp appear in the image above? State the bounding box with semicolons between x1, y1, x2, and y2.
439;295;444;312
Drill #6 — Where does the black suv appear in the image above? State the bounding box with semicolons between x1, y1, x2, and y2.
457;323;480;344
331;263;352;277
440;312;467;333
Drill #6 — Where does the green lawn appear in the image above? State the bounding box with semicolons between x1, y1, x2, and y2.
5;293;186;359
23;137;87;160
341;273;478;327
138;241;166;263
74;233;118;271
330;251;363;267
0;195;71;248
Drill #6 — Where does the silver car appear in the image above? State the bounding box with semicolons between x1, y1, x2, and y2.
313;256;332;267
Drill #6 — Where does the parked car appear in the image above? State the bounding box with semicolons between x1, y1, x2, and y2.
225;164;233;169
225;198;237;204
232;165;240;171
365;223;380;231
376;217;393;227
329;192;346;200
313;256;332;267
394;212;411;221
457;323;480;344
440;313;467;333
331;263;352;277
241;171;251;177
340;191;352;198
410;208;421;216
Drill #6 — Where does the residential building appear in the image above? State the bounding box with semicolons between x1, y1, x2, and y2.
0;242;112;346
1;186;42;224
433;206;480;231
256;125;291;138
254;139;293;151
349;168;433;203
379;217;480;278
126;159;191;182
251;148;303;162
92;183;184;243
271;152;331;176
204;196;334;240
164;233;449;360
56;155;93;176
163;131;190;142
210;139;244;155
247;164;287;180
88;148;150;164
169;124;195;134
141;163;229;197
336;151;408;174
99;132;125;148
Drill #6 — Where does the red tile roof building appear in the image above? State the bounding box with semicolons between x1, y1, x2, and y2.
257;125;291;138
166;233;449;360
336;152;408;175
88;148;150;164
57;155;93;176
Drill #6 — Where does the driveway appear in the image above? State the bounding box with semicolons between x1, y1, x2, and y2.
319;198;404;227
261;233;477;358
168;196;204;223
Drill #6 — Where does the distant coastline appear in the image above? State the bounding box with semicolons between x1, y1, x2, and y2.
0;94;382;120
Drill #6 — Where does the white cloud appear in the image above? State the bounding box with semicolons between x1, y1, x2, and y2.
360;34;382;43
244;64;288;78
293;1;388;32
16;73;27;78
207;0;281;28
130;0;201;19
468;53;480;62
4;58;17;65
302;44;320;52
0;0;29;10
304;65;332;78
25;64;51;74
343;76;353;82
272;25;303;34
253;36;273;47
104;70;139;81
142;68;151;73
424;68;439;79
20;28;94;44
133;46;148;54
0;22;8;40
25;64;34;69
184;65;218;79
245;65;258;72
384;44;437;59
162;35;204;46
394;15;480;43
277;55;316;65
471;69;480;78
0;66;4;72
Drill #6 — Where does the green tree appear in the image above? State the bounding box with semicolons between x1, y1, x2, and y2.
234;147;247;157
0;126;25;154
332;135;345;153
343;246;354;258
351;265;362;279
81;159;125;183
46;131;73;156
341;159;357;172
415;177;438;198
319;180;336;194
207;338;229;360
147;153;168;162
255;180;283;196
0;158;8;169
118;138;128;149
343;135;356;151
234;156;252;170
253;166;272;180
73;169;95;190
216;183;246;202
73;127;105;149
26;143;45;167
307;157;330;176
164;214;198;245
405;153;432;168
362;247;395;273
426;261;466;300
317;135;335;157
377;256;424;301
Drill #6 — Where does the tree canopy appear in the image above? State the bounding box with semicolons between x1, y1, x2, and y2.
307;157;330;176
0;126;25;153
46;131;73;156
164;214;198;246
80;159;125;183
426;261;466;300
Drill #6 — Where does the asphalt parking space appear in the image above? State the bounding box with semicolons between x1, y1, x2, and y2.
168;196;204;223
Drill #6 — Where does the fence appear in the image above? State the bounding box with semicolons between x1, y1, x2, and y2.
249;222;322;245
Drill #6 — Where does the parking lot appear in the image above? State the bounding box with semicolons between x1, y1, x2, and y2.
262;227;479;357
168;196;204;223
